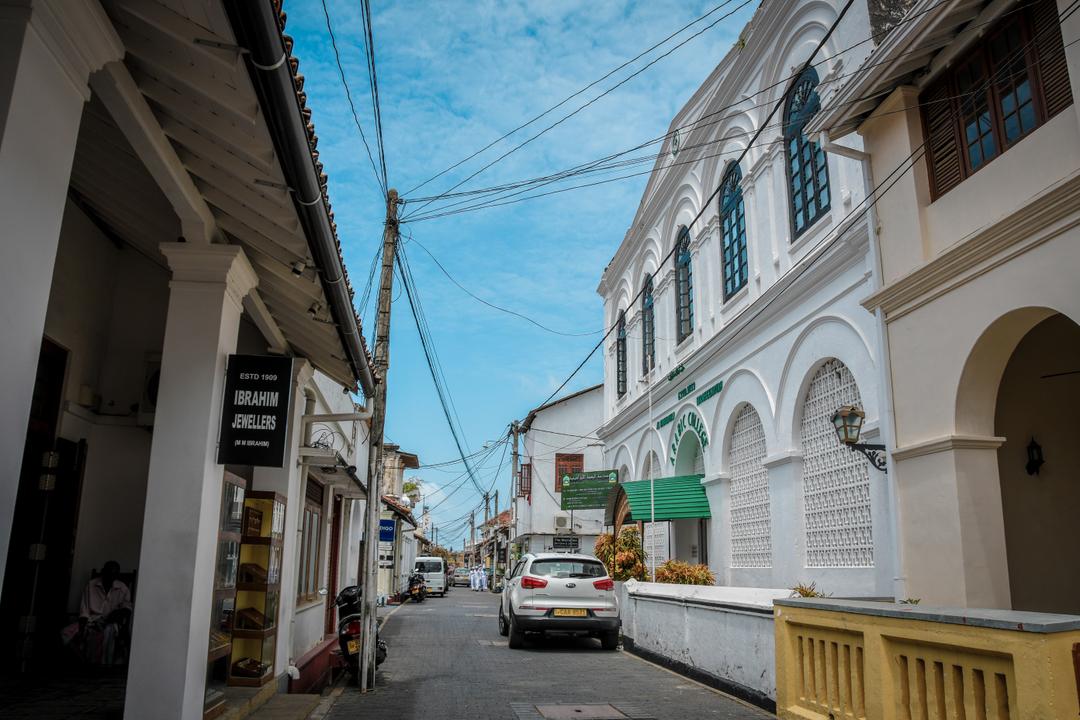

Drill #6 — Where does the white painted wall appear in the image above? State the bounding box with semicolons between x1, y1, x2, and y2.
594;0;891;599
620;580;790;702
517;386;605;552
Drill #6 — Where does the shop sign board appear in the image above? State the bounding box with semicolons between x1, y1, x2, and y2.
552;535;580;551
560;470;618;511
217;354;293;467
379;518;396;543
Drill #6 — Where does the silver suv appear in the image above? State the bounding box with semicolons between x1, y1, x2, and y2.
498;552;620;650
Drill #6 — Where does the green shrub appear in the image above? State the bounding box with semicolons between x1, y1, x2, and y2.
594;527;648;581
653;560;715;585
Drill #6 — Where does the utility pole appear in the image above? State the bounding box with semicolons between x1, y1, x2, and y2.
360;188;399;692
510;421;519;572
483;493;490;576
493;489;499;579
469;510;475;565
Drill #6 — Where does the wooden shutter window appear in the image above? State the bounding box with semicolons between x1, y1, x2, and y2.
554;453;584;493
1031;0;1073;119
921;0;1073;200
922;76;964;198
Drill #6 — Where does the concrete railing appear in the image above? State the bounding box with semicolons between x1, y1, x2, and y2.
774;598;1080;720
620;580;792;709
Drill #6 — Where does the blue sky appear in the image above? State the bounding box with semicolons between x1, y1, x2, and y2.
286;0;754;548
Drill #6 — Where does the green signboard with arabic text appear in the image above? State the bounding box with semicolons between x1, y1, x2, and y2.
560;470;618;511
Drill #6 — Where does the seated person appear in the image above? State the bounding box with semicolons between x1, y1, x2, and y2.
64;560;133;664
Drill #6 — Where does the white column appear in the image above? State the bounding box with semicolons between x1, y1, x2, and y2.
125;243;258;720
764;452;805;589
251;360;312;677
0;0;122;583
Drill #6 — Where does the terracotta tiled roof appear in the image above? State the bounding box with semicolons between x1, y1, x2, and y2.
271;0;374;371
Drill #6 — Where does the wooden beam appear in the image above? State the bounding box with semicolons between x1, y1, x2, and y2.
106;0;238;72
243;288;291;354
91;61;220;243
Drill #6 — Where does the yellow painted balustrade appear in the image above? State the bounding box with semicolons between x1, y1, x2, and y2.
774;598;1080;720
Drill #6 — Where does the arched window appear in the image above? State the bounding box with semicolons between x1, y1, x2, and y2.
729;404;770;568
675;226;693;342
719;162;748;299
800;359;872;568
616;310;627;398
785;67;830;239
641;276;655;374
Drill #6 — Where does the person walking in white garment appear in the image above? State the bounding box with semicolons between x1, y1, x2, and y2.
478;565;488;592
469;566;478;591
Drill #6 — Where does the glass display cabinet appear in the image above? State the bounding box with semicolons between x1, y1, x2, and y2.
205;472;246;718
228;490;285;687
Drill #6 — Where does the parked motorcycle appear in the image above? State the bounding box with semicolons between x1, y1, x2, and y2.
407;571;427;603
334;585;387;683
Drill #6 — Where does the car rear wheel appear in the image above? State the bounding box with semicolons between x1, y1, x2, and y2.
507;610;524;649
600;630;619;651
497;605;509;637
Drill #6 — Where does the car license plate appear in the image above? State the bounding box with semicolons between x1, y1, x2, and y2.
552;608;587;617
346;639;360;655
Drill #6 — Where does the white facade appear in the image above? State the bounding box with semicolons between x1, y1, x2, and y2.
512;385;606;557
596;0;899;598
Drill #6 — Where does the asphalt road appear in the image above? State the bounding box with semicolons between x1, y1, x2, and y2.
324;586;771;720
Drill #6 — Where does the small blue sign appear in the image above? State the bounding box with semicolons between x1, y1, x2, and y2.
379;519;395;542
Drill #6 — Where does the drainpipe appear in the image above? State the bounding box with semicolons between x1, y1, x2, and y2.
820;130;907;601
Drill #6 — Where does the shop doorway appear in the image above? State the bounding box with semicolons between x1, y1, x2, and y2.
0;338;84;671
994;313;1080;614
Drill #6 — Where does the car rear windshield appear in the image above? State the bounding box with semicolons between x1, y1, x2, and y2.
529;559;606;579
415;561;443;573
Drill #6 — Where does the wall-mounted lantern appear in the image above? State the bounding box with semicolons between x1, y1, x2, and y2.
831;405;888;473
1025;437;1044;476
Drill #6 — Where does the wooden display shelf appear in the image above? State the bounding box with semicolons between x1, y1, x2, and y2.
232;627;276;640
236;581;280;592
207;640;232;663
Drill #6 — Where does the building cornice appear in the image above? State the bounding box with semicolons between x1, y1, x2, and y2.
891;434;1005;462
28;0;124;101
862;171;1080;321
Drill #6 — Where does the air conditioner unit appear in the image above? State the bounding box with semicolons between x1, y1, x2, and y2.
554;514;570;533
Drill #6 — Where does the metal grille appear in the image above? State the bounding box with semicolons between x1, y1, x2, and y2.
800;359;873;568
729;404;771;568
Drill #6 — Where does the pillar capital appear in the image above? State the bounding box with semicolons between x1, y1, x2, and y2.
160;242;258;310
19;0;125;101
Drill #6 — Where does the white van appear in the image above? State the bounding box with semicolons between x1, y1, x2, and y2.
413;556;447;597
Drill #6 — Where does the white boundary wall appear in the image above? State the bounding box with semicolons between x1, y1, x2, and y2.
619;580;790;705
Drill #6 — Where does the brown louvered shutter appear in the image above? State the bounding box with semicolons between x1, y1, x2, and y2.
921;76;963;199
1031;0;1073;119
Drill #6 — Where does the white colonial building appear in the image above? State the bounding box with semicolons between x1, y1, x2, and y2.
512;385;606;557
597;0;902;598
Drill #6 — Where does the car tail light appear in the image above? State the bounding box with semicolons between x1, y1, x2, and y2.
593;578;615;591
345;621;362;636
520;575;548;589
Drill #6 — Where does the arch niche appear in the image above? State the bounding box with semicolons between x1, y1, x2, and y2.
669;410;710;565
958;309;1080;614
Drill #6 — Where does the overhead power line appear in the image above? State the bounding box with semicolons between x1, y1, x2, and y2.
402;0;744;198
403;231;602;337
319;0;384;196
402;0;756;218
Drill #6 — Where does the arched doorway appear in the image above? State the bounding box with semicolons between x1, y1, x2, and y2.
672;429;708;566
995;313;1080;614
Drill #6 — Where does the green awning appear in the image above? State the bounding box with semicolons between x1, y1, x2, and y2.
604;475;710;525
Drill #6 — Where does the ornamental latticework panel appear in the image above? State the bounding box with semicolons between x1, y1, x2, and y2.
729;404;771;568
800;359;873;568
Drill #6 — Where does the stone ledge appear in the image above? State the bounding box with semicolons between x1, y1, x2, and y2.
773;597;1080;633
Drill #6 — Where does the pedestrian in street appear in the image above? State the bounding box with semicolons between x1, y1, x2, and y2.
479;565;488;592
469;566;478;591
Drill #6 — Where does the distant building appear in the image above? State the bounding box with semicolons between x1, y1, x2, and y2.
512;385;606;558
